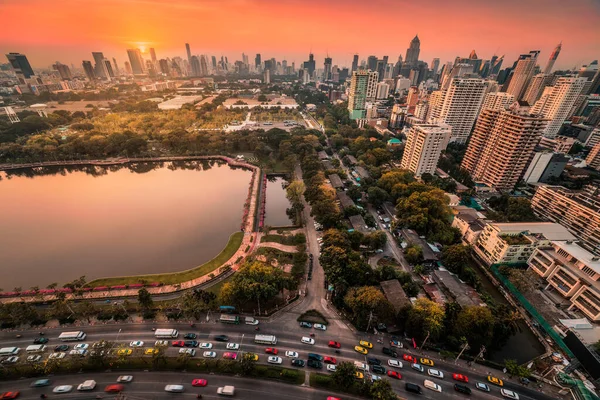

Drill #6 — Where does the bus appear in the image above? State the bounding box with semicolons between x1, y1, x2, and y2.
219;306;236;314
219;314;240;324
58;331;87;341
154;329;179;339
254;334;277;345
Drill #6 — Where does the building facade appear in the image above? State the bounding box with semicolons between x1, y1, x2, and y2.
506;50;540;100
481;92;515;111
522;152;568;184
347;70;378;120
400;123;451;177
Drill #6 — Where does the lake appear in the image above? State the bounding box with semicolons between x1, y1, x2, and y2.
0;160;251;289
264;176;293;227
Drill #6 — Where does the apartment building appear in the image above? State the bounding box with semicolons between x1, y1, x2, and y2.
400;123;451;177
528;241;600;321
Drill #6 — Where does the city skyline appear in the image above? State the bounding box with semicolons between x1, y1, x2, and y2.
1;0;599;69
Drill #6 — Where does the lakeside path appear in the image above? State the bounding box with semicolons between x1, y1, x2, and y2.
0;155;262;303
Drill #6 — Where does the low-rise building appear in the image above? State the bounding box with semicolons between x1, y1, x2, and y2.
328;174;343;189
452;209;487;245
400;229;439;268
337;191;356;209
380;280;411;312
432;269;486;307
349;215;370;233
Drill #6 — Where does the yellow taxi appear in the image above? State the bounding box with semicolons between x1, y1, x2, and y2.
354;371;364;380
359;340;373;349
487;375;504;386
144;348;159;355
419;357;434;366
244;353;259;361
354;345;368;355
117;349;132;356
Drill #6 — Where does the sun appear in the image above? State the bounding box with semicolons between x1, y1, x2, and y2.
139;45;147;53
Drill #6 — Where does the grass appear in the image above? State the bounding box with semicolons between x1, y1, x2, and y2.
88;232;244;287
260;233;305;246
204;274;234;296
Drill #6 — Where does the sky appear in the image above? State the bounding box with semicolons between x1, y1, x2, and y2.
1;0;599;70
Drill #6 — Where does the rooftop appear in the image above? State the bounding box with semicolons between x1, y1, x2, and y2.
553;241;600;274
337;191;356;209
328;174;343;189
433;269;485;307
401;229;438;261
380;279;411;312
349;215;370;233
492;222;577;242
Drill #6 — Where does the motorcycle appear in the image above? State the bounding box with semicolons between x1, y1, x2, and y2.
334;350;340;354
309;333;315;337
255;327;260;331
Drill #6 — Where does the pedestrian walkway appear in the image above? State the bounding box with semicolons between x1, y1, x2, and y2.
257;242;298;253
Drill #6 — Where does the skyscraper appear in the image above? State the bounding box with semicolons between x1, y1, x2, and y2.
431;58;440;75
5;53;34;83
82;60;96;81
481;92;515;111
543;42;562;74
506;50;540;100
303;53;315;76
255;54;261;69
127;49;145;75
149;48;157;63
351;54;359;73
405;35;420;66
124;61;132;75
103;59;114;78
323;56;332;81
367;56;378;72
190;56;201;77
158;59;170;75
92;52;109;79
400;123;451;177
347;70;378;119
112;58;120;77
52;62;72;80
462;109;546;191
490;55;504;76
185;43;192;63
200;56;209;76
522;73;552;105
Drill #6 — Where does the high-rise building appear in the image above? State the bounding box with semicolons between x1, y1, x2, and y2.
255;54;261;70
406;86;419;114
263;69;270;84
586;142;600;171
149;48;157;63
481;92;515;111
92;52;110;79
347;70;378;119
323;56;332;81
303;53;315;76
52;62;72;80
158;59;169;75
506;50;540;100
522;73;552;105
200;56;209;76
436;78;487;143
440;63;472;90
367;56;378;72
490;55;504;76
185;43;192;63
127;49;145;75
124;61;132;75
532;76;587;138
376;56;388;81
400;123;451;176
112;58;120;76
5;53;35;83
393;55;403;78
543;42;562;74
103;59;115;78
405;35;420;66
522;152;569;183
190;56;201;77
375;81;390;100
351;54;359;73
431;58;440;75
82;60;96;81
461;109;546;191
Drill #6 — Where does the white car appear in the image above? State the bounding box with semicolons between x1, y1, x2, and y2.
427;368;444;379
48;352;66;360
74;343;89;350
69;349;87;357
371;375;382;382
301;337;315;345
53;385;73;393
501;389;520;400
1;356;18;364
155;340;169;347
164;384;185;393
199;342;213;349
387;359;403;369
267;356;283;364
117;375;133;383
129;341;144;347
327;364;337;372
27;355;42;362
285;351;299;358
411;363;424;372
203;351;216;358
179;348;196;356
424;379;442;392
313;324;327;331
226;343;240;350
77;380;96;391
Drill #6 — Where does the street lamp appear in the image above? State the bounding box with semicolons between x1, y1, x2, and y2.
238;333;245;361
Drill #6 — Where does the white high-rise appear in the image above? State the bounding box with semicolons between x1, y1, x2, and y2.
531;76;587;138
506;51;540;100
481;92;515;111
376;81;390;100
522;73;552;105
400;123;451;177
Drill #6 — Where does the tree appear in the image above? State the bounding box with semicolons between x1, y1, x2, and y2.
404;245;423;265
370;379;397;400
365;231;387;250
504;359;531;378
286;180;305;207
257;94;268;102
377;170;414;193
75;301;98;323
454;306;495;350
406;298;445;342
331;361;357;388
240;353;257;375
137;288;154;311
344;286;394;329
367;186;388;207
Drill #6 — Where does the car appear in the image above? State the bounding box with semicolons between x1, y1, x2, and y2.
476;382;491;392
359;340;373;349
1;356;18;364
184;333;197;339
314;323;327;331
77;380;97;391
226;343;240;350
129;341;144;347
214;335;229;342
203;351;216;358
326;364;337;372
453;373;469;383
54;345;69;352
454;384;472;395
285;351;299;358
387;370;402;379
31;379;51;387
265;348;278;355
26;355;42;362
323;356;337;364
244;353;258;361
367;357;381;365
500;389;520;399
199;343;213;349
53;385;73;393
424;379;442;393
388;359;403;368
291;359;305;367
301;337;315;345
354;345;368;355
371;375;382;382
405;382;422;394
117;348;132;356
390;339;403;348
144;348;159;355
89;349;107;357
192;379;207;387
487;375;504;386
69;349;87;357
33;337;48;344
92;341;108;349
117;376;133;383
184;341;198;348
372;365;386;374
307;359;323;369
354;371;364;380
0;392;19;399
382;347;397;358
74;343;89;350
223;352;237;360
155;340;169;347
105;384;124;393
328;341;341;348
48;352;65;360
268;356;283;364
403;354;416;363
299;321;312;328
179;348;196;356
172;340;185;347
420;357;434;366
428;368;444;379
411;363;424;372
164;385;185;393
326;397;340;400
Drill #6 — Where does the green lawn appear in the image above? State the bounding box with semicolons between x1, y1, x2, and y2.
88;232;244;287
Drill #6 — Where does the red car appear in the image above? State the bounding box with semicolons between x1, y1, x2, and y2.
171;340;185;347
328;341;341;348
323;356;337;364
402;354;416;363
104;385;123;393
326;397;341;400
223;352;238;360
387;370;402;380
265;348;278;355
192;379;207;387
453;373;469;383
0;392;19;399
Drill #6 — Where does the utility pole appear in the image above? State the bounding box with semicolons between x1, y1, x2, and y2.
455;341;470;364
366;311;374;333
473;345;486;365
419;331;430;352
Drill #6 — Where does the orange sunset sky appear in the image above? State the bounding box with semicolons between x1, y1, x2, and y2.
1;0;599;70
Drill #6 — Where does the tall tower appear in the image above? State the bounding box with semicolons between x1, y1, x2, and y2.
112;57;120;76
127;49;146;75
323;56;332;81
5;53;35;84
185;43;192;63
347;70;379;119
82;60;96;81
190;56;201;77
544;42;562;74
149;48;157;63
255;54;262;70
92;52;109;79
431;58;440;75
522;73;552;105
351;54;359;73
405;35;420;66
506;50;540;100
401;123;451;177
52;62;72;80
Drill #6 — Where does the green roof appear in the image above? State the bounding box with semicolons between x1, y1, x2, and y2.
388;138;401;144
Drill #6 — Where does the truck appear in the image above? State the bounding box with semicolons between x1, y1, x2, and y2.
219;314;240;324
58;331;86;341
217;385;235;396
154;329;178;338
244;317;258;325
254;334;277;345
